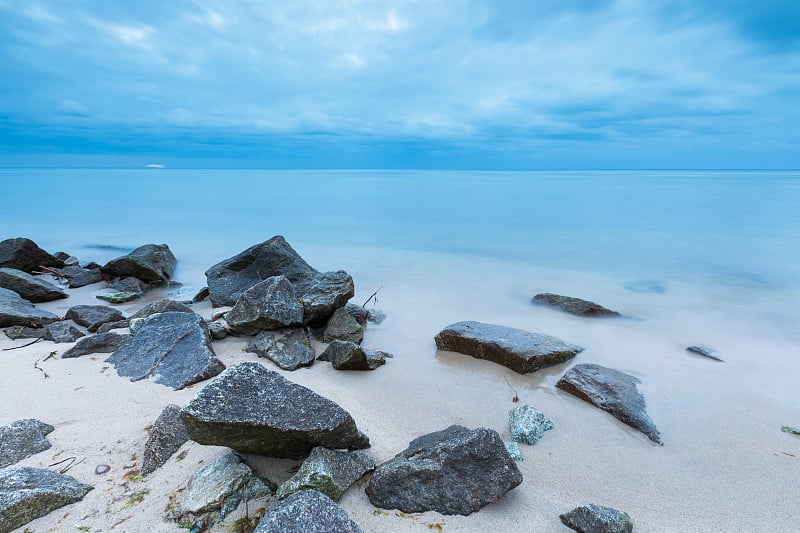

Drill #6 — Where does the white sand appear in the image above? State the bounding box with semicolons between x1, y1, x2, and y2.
3;247;799;532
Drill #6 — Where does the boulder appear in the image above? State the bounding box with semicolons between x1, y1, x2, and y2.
686;345;723;362
435;321;583;374
4;325;44;340
65;305;125;332
319;340;389;371
62;332;131;358
43;321;85;343
205;236;354;324
246;329;315;371
141;405;191;476
60;265;103;288
0;287;59;328
0;419;54;468
180;362;369;458
276;447;375;501
225;276;304;335
323;308;363;344
129;298;195;320
557;363;662;445
101;243;176;283
560;503;634;533
366;425;522;515
0;237;63;274
0;268;67;303
509;405;553;445
0;466;92;533
254;489;363;533
532;293;620;317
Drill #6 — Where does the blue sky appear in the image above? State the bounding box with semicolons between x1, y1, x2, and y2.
1;0;798;169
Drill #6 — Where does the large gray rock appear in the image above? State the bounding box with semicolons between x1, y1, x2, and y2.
205;236;354;325
0;238;63;274
277;447;375;501
323;308;363;344
435;321;583;374
557;363;662;445
560;503;634;533
319;340;389;371
141;405;191;476
101;243;176;283
255;489;363;533
532;293;620;317
129;298;195;320
109;276;148;296
0;287;59;328
65;305;125;332
0;466;92;533
366;425;523;515
43;321;85;343
3;325;44;340
62;332;131;358
0;268;67;303
509;405;553;445
225;276;304;335
0;420;54;468
60;265;103;288
246;329;315;371
180;362;370;458
106;312;225;390
96;319;129;333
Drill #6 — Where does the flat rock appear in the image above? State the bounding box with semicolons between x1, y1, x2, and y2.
532;293;620;317
106;312;225;390
254;489;364;533
101;243;176;283
557;363;662;445
319;340;389;370
435;321;583;374
276;447;375;501
141;405;191;476
0;419;54;468
560;503;634;533
65;305;125;332
0;466;92;533
509;405;553;445
246;329;315;370
95;289;139;304
60;265;103;288
323;308;363;344
129;298;195;320
62;332;131;358
686;345;724;362
96;319;130;333
225;276;304;335
0;287;59;328
4;325;44;340
0;268;67;302
366;425;522;515
43;321;85;343
180;362;370;458
0;238;63;274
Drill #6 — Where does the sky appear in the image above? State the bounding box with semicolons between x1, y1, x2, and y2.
0;0;798;169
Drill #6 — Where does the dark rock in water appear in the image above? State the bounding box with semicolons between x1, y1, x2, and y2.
366;425;522;516
320;340;389;371
129;298;195;320
686;345;724;362
101;243;176;283
225;276;304;335
62;332;131;358
0;419;55;468
323;308;363;344
0;237;63;274
60;265;103;288
95;289;139;304
509;405;553;445
435;321;583;374
623;279;665;294
205;236;354;324
0;268;68;303
65;305;125;332
254;489;364;533
106;312;225;390
0;287;59;328
141;404;191;476
277;447;375;501
532;293;620;317
180;362;370;458
43;321;85;343
246;329;315;370
557;363;662;445
110;276;148;296
560;503;634;533
4;325;44;340
0;466;92;533
192;286;210;303
207;322;228;340
96;319;130;333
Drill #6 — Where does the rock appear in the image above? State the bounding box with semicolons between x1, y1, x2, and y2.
141;405;191;476
0;268;68;303
3;325;44;340
781;426;800;435
129;298;195;320
225;276;304;335
319;340;389;371
62;332;131;358
82;261;102;269
246;329;315;370
623;280;665;294
0;237;63;274
366;425;522;516
532;293;620;317
205;236;354;324
435;321;583;374
0;466;92;533
101;243;176;283
0;419;54;468
344;303;369;325
560;503;634;533
557;363;662;445
276;447;375;501
53;252;77;265
180;362;370;458
192;286;210;303
323;308;363;344
366;309;386;324
254;489;363;533
208;322;228;340
60;265;103;288
96;319;130;333
65;305;125;332
686;345;723;362
106;312;225;390
43;321;85;343
128;317;147;334
0;287;59;328
95;289;140;304
110;276;148;296
509;405;553;445
505;441;524;461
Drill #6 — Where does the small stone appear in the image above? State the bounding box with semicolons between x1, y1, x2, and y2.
96;290;140;304
505;441;524;461
246;329;315;371
141;405;191;476
129;298;195;320
96;319;130;333
4;325;44;340
60;265;103;288
192;286;210;303
208;322;228;340
43;321;85;343
0;419;55;468
320;340;389;371
276;447;375;501
62;332;131;358
532;293;620;317
65;305;125;332
109;276;149;296
94;464;111;475
560;503;634;533
323;308;364;344
254;489;364;533
686;345;724;362
509;405;553;445
367;309;386;324
781;426;800;436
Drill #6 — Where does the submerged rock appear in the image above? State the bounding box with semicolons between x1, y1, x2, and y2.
366;425;522;516
323;308;363;344
43;321;85;343
255;489;364;533
0;287;59;328
434;321;582;374
686;345;724;362
246;329;315;371
0;237;63;274
65;305;125;332
0;268;67;303
509;405;553;445
101;243;176;283
60;265;103;288
180;362;370;458
141;405;191;476
560;503;634;533
623;280;665;294
225;276;304;335
276;447;375;501
62;332;131;358
557;363;662;445
319;340;389;371
0;419;54;468
532;293;620;317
